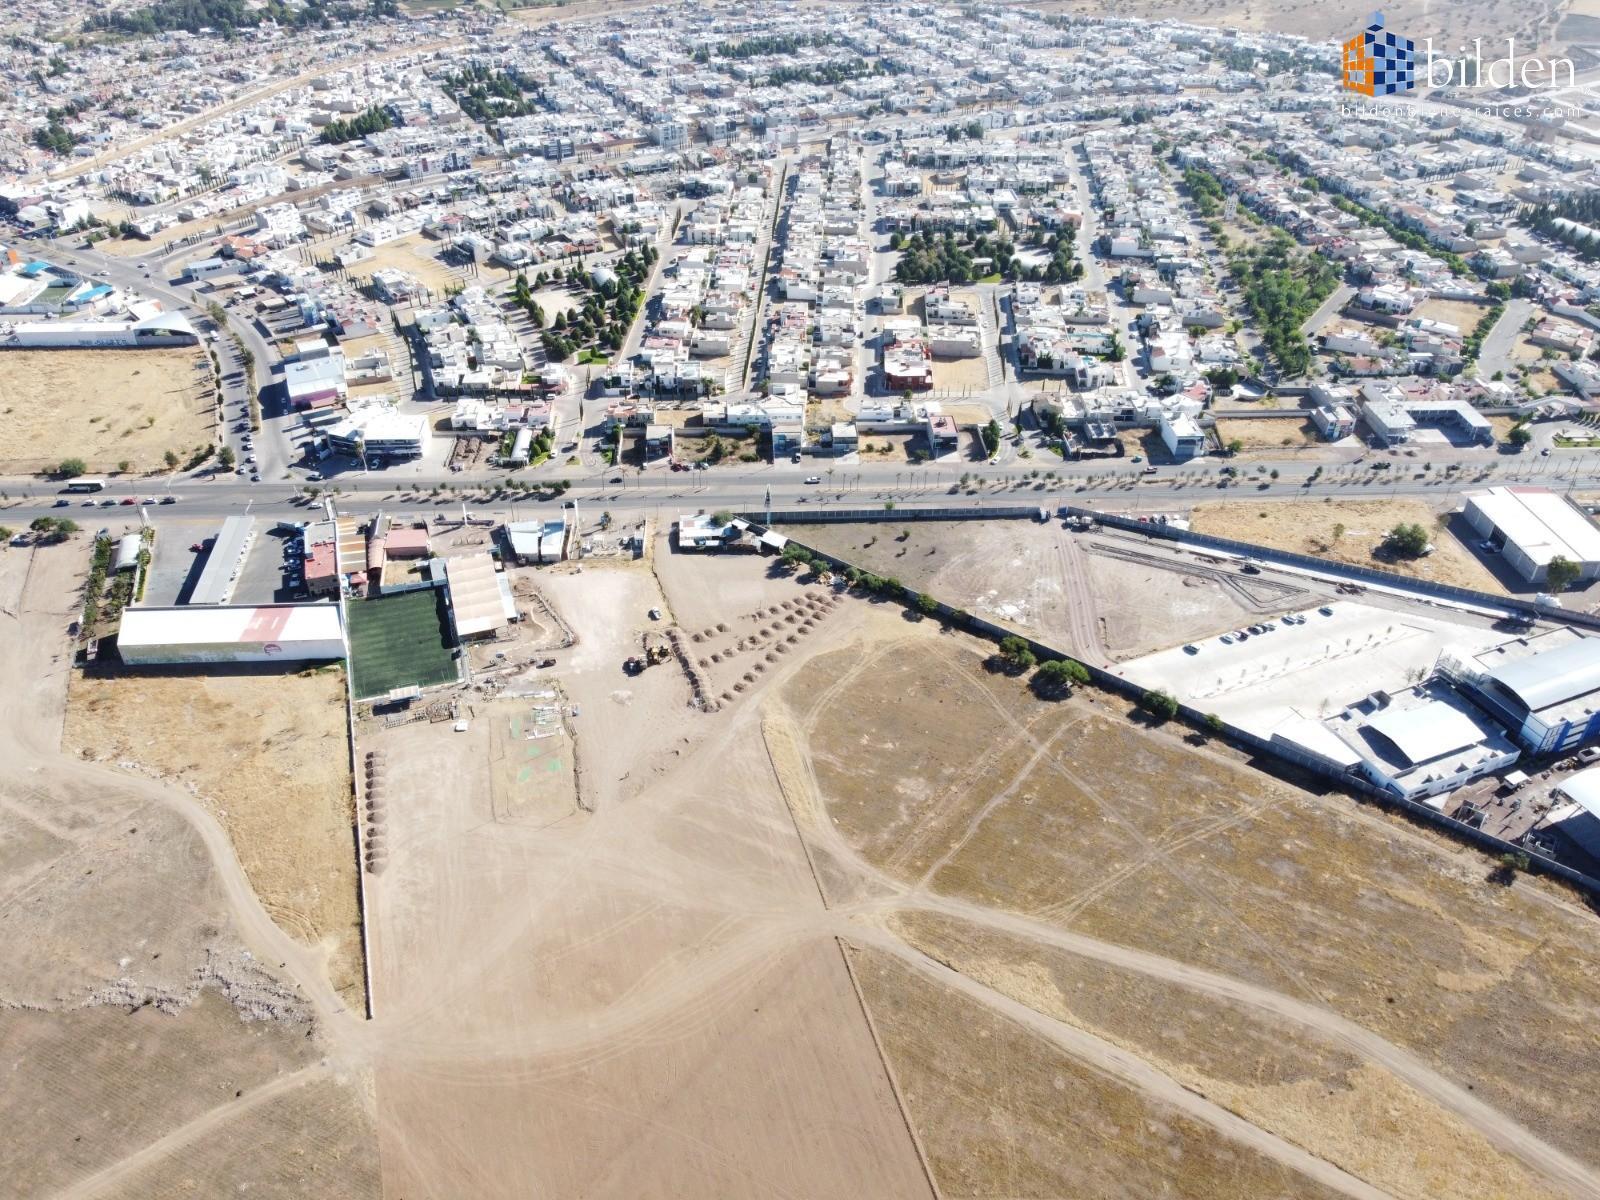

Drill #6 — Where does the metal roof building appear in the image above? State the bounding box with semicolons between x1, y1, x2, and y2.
1465;634;1600;755
1486;636;1600;714
118;604;344;665
1462;487;1600;584
191;516;255;605
442;553;515;639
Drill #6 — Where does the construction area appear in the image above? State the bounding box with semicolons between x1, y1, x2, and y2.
0;347;214;474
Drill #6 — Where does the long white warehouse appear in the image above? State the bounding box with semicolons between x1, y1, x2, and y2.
1462;486;1600;584
118;604;345;665
0;311;199;349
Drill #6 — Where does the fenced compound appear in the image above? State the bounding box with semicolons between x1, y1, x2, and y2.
755;506;1600;900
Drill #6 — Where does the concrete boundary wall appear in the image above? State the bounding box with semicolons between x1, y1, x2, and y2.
754;510;1600;899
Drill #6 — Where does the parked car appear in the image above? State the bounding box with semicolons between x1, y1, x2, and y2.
1142;465;1157;475
160;495;178;505
1219;634;1234;644
119;497;137;506
804;475;821;484
52;498;69;507
1318;606;1334;616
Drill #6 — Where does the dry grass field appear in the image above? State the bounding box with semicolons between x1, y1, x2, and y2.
65;668;364;1005
1189;498;1509;593
0;348;212;474
848;947;1352;1200
888;913;1560;1200
1215;416;1324;451
768;620;1600;1195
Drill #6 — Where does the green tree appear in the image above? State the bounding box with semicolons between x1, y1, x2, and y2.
1546;555;1581;592
1383;523;1430;559
217;445;236;470
914;592;939;617
996;635;1036;673
1033;657;1089;698
1139;688;1179;721
1507;423;1533;447
56;457;86;478
780;543;813;570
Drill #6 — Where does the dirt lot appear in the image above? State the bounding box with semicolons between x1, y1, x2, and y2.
929;354;990;391
65;668;365;1006
342;232;472;295
785;517;1253;662
0;544;376;1198
767;623;1600;1195
1189;498;1509;593
1415;297;1496;334
359;554;933;1198
1215;416;1325;452
0;348;213;474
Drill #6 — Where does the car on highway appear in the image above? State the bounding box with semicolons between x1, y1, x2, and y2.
160;495;178;505
119;497;136;506
53;498;69;507
804;475;821;484
1142;465;1157;475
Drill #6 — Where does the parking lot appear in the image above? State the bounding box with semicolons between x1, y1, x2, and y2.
1120;599;1517;735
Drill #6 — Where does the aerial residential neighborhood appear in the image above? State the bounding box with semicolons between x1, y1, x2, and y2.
7;1;1600;1197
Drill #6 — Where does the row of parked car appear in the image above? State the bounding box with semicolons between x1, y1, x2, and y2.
1185;606;1336;652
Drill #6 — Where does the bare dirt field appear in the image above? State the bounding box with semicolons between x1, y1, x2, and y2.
1190;498;1509;593
767;621;1600;1196
784;517;1258;661
1215;416;1325;452
342;233;471;295
0;348;213;474
64;668;365;1006
0;544;376;1198
1415;298;1495;333
358;552;934;1198
930;354;989;391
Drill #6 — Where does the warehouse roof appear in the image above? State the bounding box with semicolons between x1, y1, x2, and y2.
119;603;342;649
1556;763;1600;817
1366;700;1492;766
1466;486;1600;569
1487;636;1600;714
443;553;513;637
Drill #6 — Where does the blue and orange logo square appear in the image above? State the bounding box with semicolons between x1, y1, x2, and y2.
1343;11;1416;96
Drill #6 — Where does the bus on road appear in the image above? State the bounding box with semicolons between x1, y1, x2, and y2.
62;478;107;493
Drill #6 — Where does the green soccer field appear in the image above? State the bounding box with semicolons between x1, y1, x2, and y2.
346;588;458;700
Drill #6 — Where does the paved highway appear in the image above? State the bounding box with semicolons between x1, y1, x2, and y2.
8;446;1599;527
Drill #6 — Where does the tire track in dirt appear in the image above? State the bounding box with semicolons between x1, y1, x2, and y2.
47;1065;325;1200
